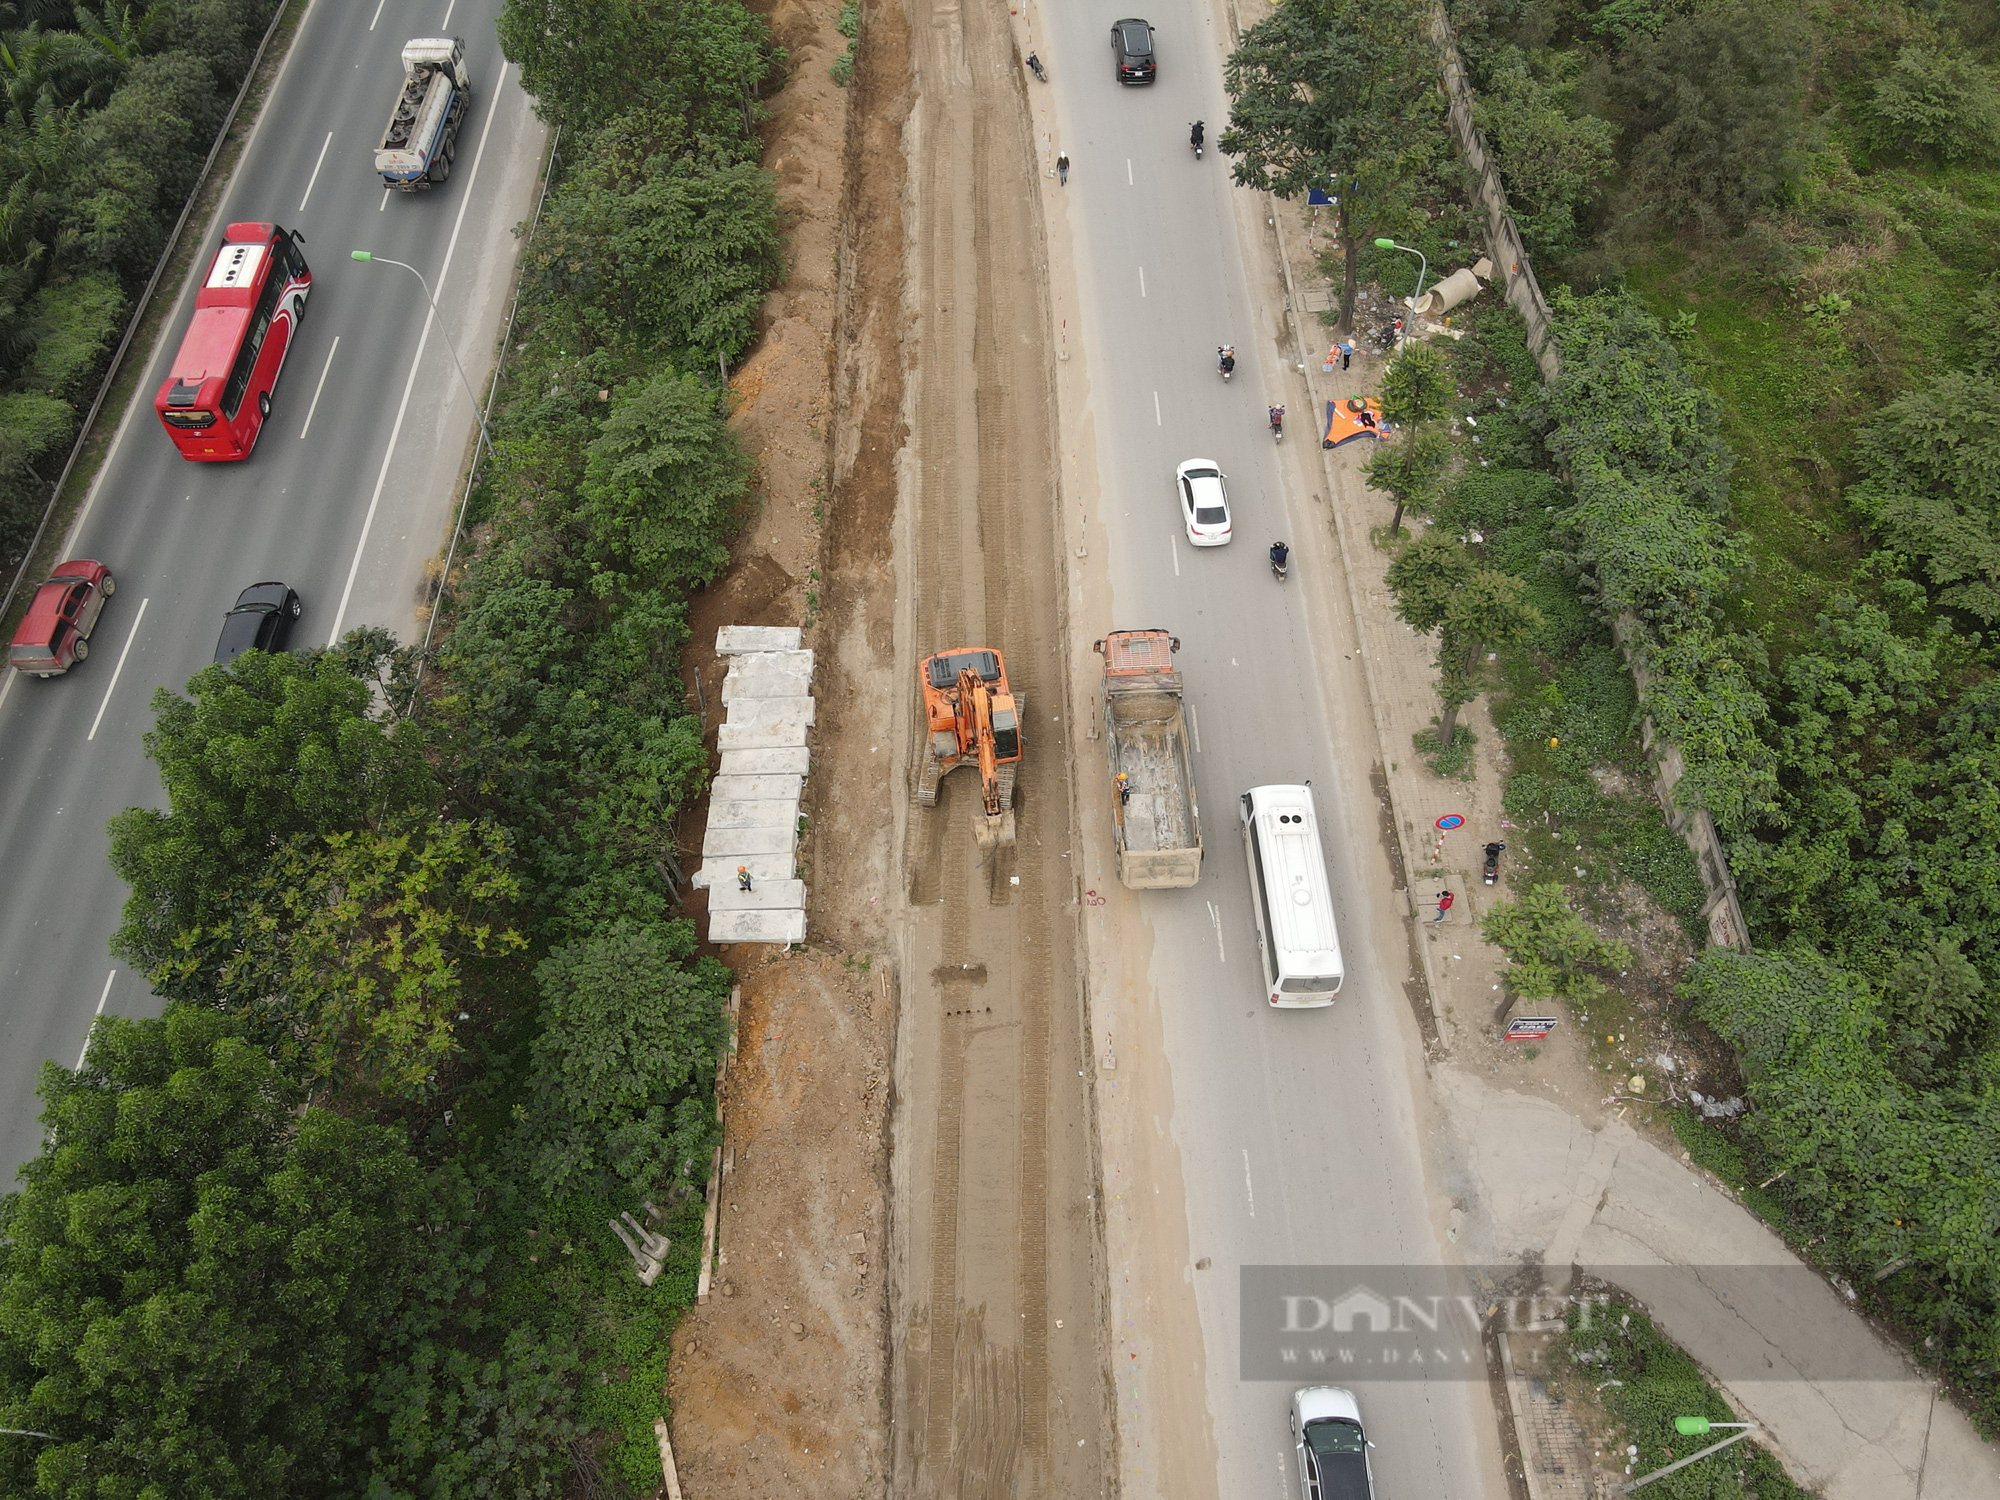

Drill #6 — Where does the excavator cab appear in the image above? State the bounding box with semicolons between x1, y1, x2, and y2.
918;647;1022;851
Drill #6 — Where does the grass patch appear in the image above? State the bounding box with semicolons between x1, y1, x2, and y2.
1413;722;1477;779
1564;1295;1818;1500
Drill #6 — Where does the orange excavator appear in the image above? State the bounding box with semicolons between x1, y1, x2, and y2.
917;647;1022;851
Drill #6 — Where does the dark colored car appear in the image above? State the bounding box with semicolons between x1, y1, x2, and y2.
214;581;301;664
1112;17;1156;83
8;560;115;677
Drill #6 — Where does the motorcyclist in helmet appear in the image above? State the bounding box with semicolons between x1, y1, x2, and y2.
1190;120;1205;150
1218;344;1236;376
1268;404;1285;433
1269;540;1290;570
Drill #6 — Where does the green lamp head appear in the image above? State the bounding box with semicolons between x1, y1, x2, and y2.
350;251;374;262
1373;238;1396;249
1674;1416;1713;1437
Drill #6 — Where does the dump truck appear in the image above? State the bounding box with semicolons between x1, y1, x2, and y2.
375;37;471;190
918;647;1022;852
1095;629;1202;888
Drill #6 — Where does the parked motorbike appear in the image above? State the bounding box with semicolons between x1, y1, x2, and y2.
1483;841;1506;886
1269;541;1290;582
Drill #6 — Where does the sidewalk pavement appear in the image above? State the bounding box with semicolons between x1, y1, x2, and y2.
1260;193;1999;1496
1440;1072;1999;1499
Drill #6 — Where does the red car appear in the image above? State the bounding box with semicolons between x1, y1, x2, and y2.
8;560;115;677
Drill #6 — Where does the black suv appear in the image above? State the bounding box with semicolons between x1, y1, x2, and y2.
1111;18;1155;83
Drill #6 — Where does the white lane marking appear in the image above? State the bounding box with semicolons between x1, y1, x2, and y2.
298;130;334;213
329;62;512;644
1189;703;1201;752
76;970;115;1069
86;596;149;742
1126;158;1133;185
299;336;341;437
1241;1148;1256;1217
1208;900;1225;962
369;0;387;28
1153;390;1161;426
1171;532;1181;577
379;187;391;211
1138;265;1146;297
0;661;16;715
442;0;457;26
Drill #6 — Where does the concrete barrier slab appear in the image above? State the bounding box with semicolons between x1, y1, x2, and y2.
706;879;807;910
702;824;794;857
717;721;810;751
692;854;794;887
719;747;810;777
706;796;800;831
716;626;802;654
709;909;807;944
710;774;807;801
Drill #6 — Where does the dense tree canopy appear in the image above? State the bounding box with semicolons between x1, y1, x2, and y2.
0;1010;432;1499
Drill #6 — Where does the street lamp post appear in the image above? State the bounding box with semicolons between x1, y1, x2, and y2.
1372;237;1429;351
349;251;493;459
1617;1418;1758;1493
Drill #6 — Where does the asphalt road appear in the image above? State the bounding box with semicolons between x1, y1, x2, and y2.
0;0;545;1180
1041;6;1498;1497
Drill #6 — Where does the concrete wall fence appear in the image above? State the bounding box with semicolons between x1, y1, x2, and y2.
1428;5;1751;950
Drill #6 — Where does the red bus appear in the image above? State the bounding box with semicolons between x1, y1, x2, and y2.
154;222;311;460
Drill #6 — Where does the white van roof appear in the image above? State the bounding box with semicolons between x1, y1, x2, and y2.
1245;785;1341;972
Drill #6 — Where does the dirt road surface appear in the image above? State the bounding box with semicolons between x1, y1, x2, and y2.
885;0;1113;1493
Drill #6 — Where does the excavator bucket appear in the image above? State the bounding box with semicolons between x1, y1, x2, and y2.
975;805;1017;853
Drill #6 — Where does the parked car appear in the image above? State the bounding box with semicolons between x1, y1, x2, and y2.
1111;17;1156;83
1291;1386;1375;1500
8;560;115;677
1175;459;1232;546
214;581;302;664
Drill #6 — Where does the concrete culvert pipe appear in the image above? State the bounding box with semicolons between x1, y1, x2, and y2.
1415;266;1484;319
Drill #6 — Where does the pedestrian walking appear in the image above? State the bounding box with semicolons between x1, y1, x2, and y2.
737;865;754;893
1338;339;1354;370
1432;889;1454;922
1056;151;1070;186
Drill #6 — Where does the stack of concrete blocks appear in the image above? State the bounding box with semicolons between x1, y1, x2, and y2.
694;626;812;944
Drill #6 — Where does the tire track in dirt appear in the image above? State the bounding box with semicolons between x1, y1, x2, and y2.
889;0;1106;1491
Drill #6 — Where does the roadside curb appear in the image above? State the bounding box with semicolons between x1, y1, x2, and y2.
1264;194;1457;1051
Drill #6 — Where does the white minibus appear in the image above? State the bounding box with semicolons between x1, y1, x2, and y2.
1239;784;1344;1006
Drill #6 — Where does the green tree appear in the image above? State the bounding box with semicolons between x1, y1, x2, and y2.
1368;342;1456;536
1481;882;1633;1007
531;120;782;365
1868;43;2000;165
515;918;730;1198
498;0;779;138
0;1009;431;1499
578;369;753;594
1386;529;1541;746
1845;369;2000;625
1610;0;1811;236
109;645;438;974
1219;0;1436;334
1474;48;1616;261
155;823;526;1095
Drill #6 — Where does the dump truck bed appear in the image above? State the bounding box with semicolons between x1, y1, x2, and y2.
1098;630;1202;888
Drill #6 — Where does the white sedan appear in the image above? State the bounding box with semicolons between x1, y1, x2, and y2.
1175;458;1232;546
1291;1386;1375;1500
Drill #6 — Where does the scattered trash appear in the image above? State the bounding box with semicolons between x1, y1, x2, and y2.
1689;1090;1747;1118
